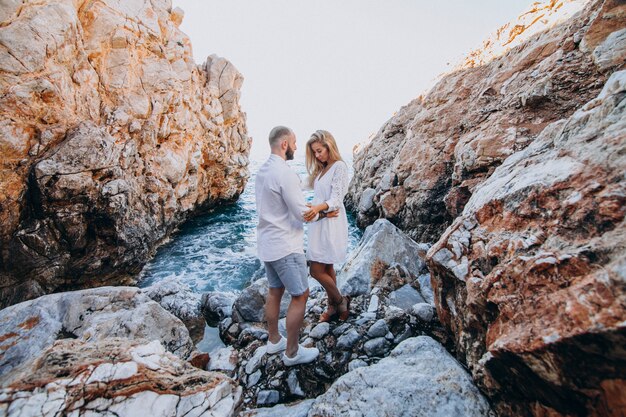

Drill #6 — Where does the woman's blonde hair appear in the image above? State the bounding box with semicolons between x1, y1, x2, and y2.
306;130;343;187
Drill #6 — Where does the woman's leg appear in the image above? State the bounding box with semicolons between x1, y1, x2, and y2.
310;261;343;312
324;263;349;317
325;264;337;285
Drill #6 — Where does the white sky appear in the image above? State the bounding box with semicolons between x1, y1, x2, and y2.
172;0;536;160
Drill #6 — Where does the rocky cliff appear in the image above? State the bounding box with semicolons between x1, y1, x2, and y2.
347;0;623;243
0;0;251;308
347;0;625;416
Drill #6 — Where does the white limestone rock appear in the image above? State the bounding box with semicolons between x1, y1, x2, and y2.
309;336;492;416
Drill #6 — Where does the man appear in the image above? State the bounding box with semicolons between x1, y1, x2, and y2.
255;126;334;366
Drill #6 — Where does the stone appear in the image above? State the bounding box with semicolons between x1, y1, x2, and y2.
367;319;389;338
256;390;280;406
240;399;315;417
234;279;268;323
309;322;330;339
363;337;391;357
245;346;267;375
336;329;361;350
412;303;436;323
417;273;435;305
0;338;242;416
201;291;237;326
208;346;238;373
287;371;304;397
348;359;368;371
309;336;492;416
388;284;426;310
143;277;204;342
338;219;429;296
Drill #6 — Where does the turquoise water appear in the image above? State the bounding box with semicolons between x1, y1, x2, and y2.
138;158;362;294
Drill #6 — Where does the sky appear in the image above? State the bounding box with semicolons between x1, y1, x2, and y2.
172;0;537;160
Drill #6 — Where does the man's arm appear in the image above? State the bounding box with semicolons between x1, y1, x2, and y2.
281;171;318;222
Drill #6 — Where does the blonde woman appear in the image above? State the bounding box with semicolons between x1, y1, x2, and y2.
303;130;351;322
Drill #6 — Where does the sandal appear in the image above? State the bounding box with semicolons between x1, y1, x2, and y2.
319;301;338;322
337;296;351;321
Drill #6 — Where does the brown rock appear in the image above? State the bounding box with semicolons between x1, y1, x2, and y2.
0;0;251;307
347;0;624;243
427;70;626;417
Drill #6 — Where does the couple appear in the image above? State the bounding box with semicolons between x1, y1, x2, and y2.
255;126;350;366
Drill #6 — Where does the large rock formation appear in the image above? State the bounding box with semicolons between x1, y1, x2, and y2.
346;0;624;243
0;338;241;416
428;70;626;416
346;0;625;416
0;0;251;308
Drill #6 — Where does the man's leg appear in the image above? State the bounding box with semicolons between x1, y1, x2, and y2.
285;288;309;357
265;286;285;344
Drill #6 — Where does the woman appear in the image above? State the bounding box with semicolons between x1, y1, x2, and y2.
303;130;350;322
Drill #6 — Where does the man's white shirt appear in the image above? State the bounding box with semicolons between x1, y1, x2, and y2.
255;154;315;262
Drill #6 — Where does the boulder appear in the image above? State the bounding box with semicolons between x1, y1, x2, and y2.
309;336;492;416
0;338;242;416
143;277;204;342
338;219;429;296
428;70;626;416
201;290;238;326
0;286;193;380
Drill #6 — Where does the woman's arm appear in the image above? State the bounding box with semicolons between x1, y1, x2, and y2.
324;162;349;211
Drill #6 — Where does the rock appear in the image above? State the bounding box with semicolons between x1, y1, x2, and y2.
309;336;492;416
0;286;193;380
0;338;242;416
234;279;268;323
188;351;210;370
338;219;429;296
346;0;615;244
257;390;280;406
0;0;251;308
208;346;238;374
201;291;237;326
247;370;262;387
428;70;626;416
363;337;391;357
336;329;361;350
411;303;436;323
367;319;389;338
348;359;368;371
240;399;315;417
417;273;435;305
309;322;330;339
233;278;292;323
287;371;305;397
245;346;267;375
143;277;204;342
388;284;426;310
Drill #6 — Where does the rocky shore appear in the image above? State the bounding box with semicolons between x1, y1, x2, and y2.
0;0;251;308
0;0;624;416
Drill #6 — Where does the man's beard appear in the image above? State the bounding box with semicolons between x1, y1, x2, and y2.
286;144;295;160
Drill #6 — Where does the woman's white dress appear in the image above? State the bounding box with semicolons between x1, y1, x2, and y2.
307;160;350;265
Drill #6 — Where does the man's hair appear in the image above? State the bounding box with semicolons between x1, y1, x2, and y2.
269;126;293;148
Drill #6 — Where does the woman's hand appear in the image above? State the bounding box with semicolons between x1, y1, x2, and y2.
303;203;327;222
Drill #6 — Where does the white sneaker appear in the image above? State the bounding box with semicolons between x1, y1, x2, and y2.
266;336;287;354
282;345;319;366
